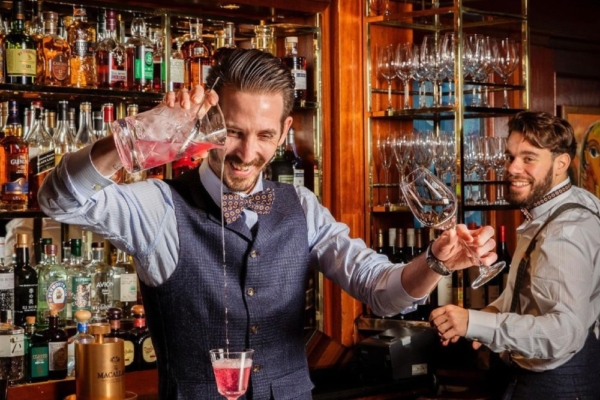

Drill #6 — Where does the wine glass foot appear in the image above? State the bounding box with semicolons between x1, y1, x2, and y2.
471;261;507;289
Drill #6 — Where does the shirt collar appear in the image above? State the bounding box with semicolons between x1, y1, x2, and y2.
520;178;572;221
198;159;264;207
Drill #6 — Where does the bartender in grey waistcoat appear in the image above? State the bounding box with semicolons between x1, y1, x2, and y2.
39;48;499;399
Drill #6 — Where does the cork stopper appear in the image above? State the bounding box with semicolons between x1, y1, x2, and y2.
26;316;36;324
131;305;145;317
74;309;92;323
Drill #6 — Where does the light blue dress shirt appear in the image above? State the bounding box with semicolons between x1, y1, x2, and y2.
39;145;424;316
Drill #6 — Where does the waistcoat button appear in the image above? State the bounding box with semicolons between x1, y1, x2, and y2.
250;250;258;258
252;364;261;373
247;288;255;296
251;325;259;334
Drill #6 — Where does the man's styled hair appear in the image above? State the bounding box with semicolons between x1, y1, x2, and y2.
508;111;577;160
206;48;295;122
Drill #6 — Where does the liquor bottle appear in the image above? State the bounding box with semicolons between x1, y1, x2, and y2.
181;18;210;89
24;316;49;383
387;228;397;258
112;249;138;322
415;228;425;256
67;107;77;143
61;241;71;264
436;274;453;307
67;309;93;377
53;100;72;166
452;270;464;308
281;36;308;103
36;237;52;269
105;307;136;372
283;127;304;187
212;21;236;65
61;240;72;322
5;0;37;84
68;238;91;318
96;8;106;41
375;228;385;255
67;5;97;88
465;268;485;309
0;101;29;212
0;17;6;84
96;10;127;89
0;237;14;318
169;39;185;91
39;11;70;86
392;228;408;263
152;29;165;92
44;309;68;380
14;233;37;328
0;312;25;384
252;21;275;55
37;244;68;327
497;225;512;291
74;102;95;150
44;110;57;137
130;305;156;370
126;15;154;92
269;145;294;184
92;111;104;139
89;242;114;322
404;228;417;260
25;106;55;210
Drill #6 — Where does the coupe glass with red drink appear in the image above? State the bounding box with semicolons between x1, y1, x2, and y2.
209;349;254;400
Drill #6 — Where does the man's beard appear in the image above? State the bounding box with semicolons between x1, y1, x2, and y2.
209;151;267;192
506;166;554;208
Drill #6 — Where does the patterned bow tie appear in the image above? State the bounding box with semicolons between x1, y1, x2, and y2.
520;182;572;221
221;188;275;224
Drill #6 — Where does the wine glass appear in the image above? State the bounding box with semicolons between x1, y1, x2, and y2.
491;38;520;109
395;43;417;110
400;167;506;288
377;134;394;206
376;44;397;111
210;349;254;400
112;85;226;173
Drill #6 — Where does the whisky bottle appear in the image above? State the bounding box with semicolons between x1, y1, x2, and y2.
74;102;95;150
44;309;68;380
392;228;408;263
67;5;97;88
88;242;114;322
212;22;236;65
281;36;308;103
40;11;70;86
14;233;37;327
269;145;294;184
126;15;154;92
5;0;37;84
53;100;72;166
37;244;68;327
96;10;127;89
130;305;156;370
0;237;14;318
169;39;185;91
24;316;49;383
152;29;165;92
105;307;136;372
68;238;91;317
283;127;304;187
181;18;210;89
112;249;138;322
252;21;275;55
0;100;29;212
66;309;93;377
25;106;55;210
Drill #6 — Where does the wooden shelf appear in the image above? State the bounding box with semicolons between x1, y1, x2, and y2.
8;369;159;400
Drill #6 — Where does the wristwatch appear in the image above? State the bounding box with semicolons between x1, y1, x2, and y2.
425;240;452;276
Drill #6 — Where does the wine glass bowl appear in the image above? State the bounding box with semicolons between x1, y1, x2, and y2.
210;349;254;400
401;167;506;288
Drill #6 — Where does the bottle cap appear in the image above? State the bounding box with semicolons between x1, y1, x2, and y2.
16;233;28;247
131;305;145;316
45;244;58;256
74;309;92;322
26;316;36;324
106;307;122;320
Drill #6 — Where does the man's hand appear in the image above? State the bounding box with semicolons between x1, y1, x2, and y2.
430;224;497;271
429;304;469;346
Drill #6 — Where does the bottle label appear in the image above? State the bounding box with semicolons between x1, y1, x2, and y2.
170;58;184;84
73;40;94;57
134;49;154;81
46;280;67;312
124;340;134;366
277;174;294;184
93;277;114;313
72;275;92;312
201;64;211;85
30;346;49;378
0;272;14;291
6;49;36;77
30;150;55;178
293;168;305;187
15;282;37;316
436;274;453;306
142;337;156;363
291;69;307;90
110;69;127;84
51;54;69;81
0;334;24;357
48;341;68;371
120;273;138;302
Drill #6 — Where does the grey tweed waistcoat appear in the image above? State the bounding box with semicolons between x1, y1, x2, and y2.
139;168;314;400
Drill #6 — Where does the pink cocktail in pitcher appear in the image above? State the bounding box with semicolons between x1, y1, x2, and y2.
112;98;227;173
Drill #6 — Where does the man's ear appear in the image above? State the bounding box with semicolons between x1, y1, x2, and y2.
554;152;571;175
279;116;293;146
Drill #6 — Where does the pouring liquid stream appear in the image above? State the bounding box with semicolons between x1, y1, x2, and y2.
219;152;229;353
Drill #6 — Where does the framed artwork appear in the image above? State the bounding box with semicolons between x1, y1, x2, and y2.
560;106;600;198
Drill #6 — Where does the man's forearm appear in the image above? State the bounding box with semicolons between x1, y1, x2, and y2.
401;252;442;298
90;136;122;176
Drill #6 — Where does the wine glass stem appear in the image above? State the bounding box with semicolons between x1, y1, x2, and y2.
383;168;391;205
403;79;410;109
502;78;509;108
387;81;393;110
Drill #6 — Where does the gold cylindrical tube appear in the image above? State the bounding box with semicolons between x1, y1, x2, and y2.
75;324;125;400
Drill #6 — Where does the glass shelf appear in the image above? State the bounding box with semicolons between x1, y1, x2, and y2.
368;106;525;120
0;211;48;219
